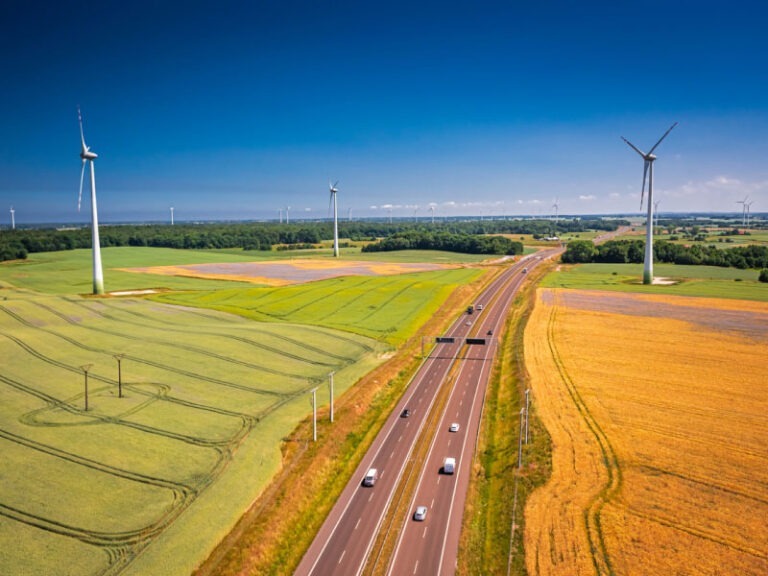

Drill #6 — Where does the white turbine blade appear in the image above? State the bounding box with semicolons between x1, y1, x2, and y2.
78;159;86;212
77;106;88;152
640;160;649;209
621;136;646;158
647;121;678;155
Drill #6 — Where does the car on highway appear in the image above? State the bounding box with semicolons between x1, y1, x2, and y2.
362;468;378;487
449;422;460;432
413;506;428;521
487;329;493;335
401;408;411;418
443;457;456;474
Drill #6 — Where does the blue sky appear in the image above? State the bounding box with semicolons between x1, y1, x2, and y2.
1;0;767;224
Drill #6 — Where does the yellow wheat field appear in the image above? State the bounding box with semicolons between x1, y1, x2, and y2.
524;288;768;576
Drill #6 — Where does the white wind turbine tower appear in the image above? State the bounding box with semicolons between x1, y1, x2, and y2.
328;181;340;257
653;199;661;231
621;122;678;285
77;107;105;295
746;200;754;228
9;206;15;230
430;205;435;224
170;206;174;225
736;195;749;227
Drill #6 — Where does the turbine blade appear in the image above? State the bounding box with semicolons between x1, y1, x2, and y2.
621;136;646;158
77;106;88;152
78;159;86;212
640;160;649;209
647;121;678;155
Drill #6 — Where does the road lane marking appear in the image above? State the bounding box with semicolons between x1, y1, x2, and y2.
399;434;403;442
390;450;395;459
414;560;419;574
355;518;361;530
423;526;428;539
338;550;346;565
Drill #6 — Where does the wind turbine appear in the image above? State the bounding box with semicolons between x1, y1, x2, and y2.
78;107;105;295
653;199;661;232
286;206;291;224
621;122;678;285
736;195;749;227
170;206;174;225
746;200;754;228
430;205;435;224
328;181;340;257
9;206;14;230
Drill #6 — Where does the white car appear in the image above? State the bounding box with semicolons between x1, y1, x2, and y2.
449;423;460;432
413;506;428;521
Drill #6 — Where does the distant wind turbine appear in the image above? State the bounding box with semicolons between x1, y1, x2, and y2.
736;195;749;227
170;206;174;226
430;205;435;224
329;181;340;257
347;207;352;222
621;122;678;285
746;200;754;228
77;107;105;295
286;206;291;224
653;199;661;231
9;206;14;230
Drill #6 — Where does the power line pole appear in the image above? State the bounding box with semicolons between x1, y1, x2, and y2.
328;372;335;423
113;354;125;398
524;388;531;444
81;364;93;411
517;407;524;468
311;387;318;441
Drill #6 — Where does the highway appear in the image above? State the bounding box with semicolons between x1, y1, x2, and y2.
295;250;560;576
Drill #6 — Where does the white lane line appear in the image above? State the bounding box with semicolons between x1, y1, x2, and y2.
423;526;428;539
354;517;361;530
369;493;374;502
338;550;346;565
414;560;419;574
390;450;395;459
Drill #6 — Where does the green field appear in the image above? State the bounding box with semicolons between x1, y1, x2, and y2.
0;247;483;575
542;262;768;301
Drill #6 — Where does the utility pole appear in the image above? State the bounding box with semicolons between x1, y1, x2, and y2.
328;372;335;423
517;407;526;469
113;354;125;398
524;388;531;444
311;387;317;441
81;364;93;411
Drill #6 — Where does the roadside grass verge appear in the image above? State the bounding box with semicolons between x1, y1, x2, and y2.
542;262;767;301
457;261;554;575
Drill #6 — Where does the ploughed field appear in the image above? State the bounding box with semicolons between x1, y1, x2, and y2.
524;288;768;575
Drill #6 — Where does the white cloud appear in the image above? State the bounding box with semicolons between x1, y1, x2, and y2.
579;194;596;201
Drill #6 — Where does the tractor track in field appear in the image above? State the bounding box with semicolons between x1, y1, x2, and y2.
546;292;621;576
1;304;305;394
64;297;367;364
20;301;322;381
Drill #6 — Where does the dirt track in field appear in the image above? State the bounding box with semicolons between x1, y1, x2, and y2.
123;259;456;286
543;289;768;341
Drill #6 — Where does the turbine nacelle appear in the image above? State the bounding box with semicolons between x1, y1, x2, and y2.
81;148;98;161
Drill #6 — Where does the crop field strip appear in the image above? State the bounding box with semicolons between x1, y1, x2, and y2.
0;291;380;575
524;288;768;576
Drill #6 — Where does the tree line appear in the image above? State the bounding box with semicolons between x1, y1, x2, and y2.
562;239;768;270
361;230;524;255
0;218;620;262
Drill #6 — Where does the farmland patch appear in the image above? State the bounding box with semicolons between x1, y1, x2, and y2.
524;288;768;575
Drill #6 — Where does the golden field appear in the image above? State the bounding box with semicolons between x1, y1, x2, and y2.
524;289;768;575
